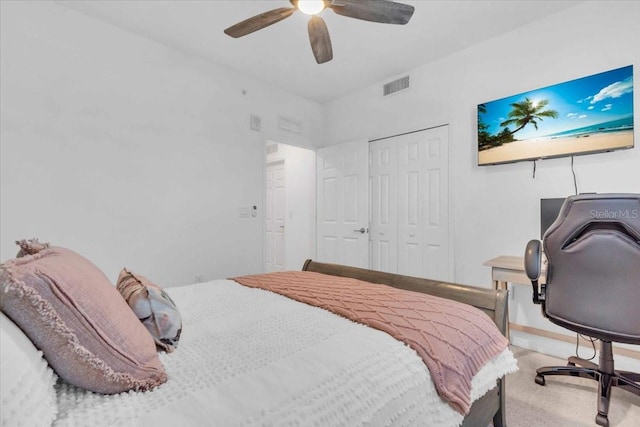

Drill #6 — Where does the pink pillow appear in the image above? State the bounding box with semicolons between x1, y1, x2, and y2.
0;247;167;394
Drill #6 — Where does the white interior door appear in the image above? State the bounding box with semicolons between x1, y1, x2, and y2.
316;139;369;268
369;138;398;273
265;159;286;272
397;125;451;281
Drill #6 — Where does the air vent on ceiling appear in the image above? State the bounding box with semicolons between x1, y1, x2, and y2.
383;75;410;96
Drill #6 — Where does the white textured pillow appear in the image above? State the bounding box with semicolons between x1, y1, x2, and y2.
0;312;58;425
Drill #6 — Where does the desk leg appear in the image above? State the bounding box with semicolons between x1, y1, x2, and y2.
492;279;510;341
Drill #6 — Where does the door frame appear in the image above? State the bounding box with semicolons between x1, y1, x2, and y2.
262;139;317;272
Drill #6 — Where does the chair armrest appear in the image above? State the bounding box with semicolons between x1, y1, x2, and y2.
525;239;543;304
525;240;542;280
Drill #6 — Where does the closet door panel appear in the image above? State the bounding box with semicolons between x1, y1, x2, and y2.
397;126;451;281
369;139;398;273
421;127;451;281
397;133;423;276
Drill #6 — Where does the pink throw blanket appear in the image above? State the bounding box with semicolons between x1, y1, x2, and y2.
232;271;509;415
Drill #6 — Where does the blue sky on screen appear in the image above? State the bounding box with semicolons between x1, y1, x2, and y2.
480;65;633;140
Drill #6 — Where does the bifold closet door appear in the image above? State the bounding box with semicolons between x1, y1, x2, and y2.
397;126;451;281
369;138;398;273
368;126;451;280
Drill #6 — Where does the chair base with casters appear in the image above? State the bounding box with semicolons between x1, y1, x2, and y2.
533;341;640;426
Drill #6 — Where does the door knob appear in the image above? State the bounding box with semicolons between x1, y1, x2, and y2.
353;227;366;234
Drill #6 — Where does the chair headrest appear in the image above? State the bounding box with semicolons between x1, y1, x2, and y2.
544;193;640;253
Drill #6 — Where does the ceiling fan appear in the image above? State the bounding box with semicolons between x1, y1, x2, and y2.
224;0;415;64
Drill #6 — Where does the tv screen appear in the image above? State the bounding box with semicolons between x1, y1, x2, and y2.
478;65;634;166
540;198;566;238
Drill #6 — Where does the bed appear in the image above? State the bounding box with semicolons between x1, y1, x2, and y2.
1;244;517;427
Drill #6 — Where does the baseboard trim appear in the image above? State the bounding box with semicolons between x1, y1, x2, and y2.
509;323;639;372
509;323;640;360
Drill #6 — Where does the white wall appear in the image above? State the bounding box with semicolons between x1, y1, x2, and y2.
0;1;324;285
324;0;640;361
326;0;639;283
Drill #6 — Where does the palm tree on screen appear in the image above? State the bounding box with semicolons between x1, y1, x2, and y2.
500;97;558;135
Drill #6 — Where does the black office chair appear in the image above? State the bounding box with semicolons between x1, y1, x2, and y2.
524;193;640;427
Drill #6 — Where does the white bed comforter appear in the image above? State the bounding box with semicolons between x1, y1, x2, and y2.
54;279;517;427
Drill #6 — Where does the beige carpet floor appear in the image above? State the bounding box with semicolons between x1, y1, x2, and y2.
505;346;640;427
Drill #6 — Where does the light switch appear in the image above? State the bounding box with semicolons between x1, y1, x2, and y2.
250;115;261;131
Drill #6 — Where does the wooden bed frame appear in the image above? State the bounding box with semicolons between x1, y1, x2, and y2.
302;259;509;427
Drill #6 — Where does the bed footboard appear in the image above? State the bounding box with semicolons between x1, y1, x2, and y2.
302;260;508;334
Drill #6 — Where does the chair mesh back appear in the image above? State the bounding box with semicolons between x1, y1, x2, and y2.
543;193;640;344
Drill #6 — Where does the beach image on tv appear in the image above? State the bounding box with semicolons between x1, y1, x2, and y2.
478;65;634;165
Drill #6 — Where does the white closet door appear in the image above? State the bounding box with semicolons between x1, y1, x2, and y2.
423;125;451;281
369;138;398;273
397;132;422;277
397;125;451;281
316;140;369;268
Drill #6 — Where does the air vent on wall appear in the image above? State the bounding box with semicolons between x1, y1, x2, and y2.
278;115;303;134
266;143;279;155
383;75;410;96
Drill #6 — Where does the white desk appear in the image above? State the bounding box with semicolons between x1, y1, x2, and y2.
483;255;533;339
483;255;545;291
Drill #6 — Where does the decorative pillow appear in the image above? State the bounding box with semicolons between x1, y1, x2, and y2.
116;268;182;353
1;312;58;426
0;246;167;394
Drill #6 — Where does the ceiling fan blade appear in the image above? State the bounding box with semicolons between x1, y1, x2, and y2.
308;16;333;64
328;0;415;25
224;7;296;38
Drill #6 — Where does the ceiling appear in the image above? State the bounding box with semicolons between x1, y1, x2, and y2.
57;0;583;104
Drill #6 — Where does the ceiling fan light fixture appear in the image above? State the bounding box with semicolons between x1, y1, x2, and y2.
297;0;325;16
226;0;415;65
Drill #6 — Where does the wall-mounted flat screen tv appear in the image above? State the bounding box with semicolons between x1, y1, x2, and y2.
478;65;634;166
